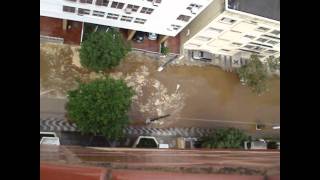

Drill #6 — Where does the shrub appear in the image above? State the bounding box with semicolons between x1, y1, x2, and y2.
201;128;248;149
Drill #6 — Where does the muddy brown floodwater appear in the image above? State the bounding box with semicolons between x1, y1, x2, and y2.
40;43;279;131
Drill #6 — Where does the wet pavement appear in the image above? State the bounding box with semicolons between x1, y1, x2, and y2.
40;43;279;136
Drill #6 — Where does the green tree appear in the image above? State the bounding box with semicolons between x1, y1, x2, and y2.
80;30;131;72
237;54;268;94
66;77;134;139
202;128;248;149
266;56;280;72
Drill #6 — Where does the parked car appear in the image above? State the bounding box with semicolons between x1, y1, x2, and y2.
133;31;145;43
40;132;60;145
147;33;157;40
40;132;57;141
132;136;169;149
244;139;267;150
191;50;212;61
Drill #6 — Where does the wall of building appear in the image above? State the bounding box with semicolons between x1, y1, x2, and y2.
40;0;213;37
180;0;225;53
181;0;280;60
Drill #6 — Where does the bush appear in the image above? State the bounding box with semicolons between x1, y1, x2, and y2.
201;128;248;149
80;30;131;72
66;77;134;140
161;45;170;56
237;54;268;94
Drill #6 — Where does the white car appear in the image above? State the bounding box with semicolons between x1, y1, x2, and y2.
147;33;157;40
133;136;168;148
40;132;60;145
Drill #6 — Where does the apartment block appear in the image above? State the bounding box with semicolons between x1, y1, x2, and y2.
180;0;280;61
40;0;214;41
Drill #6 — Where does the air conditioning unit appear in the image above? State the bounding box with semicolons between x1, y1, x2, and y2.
152;0;161;6
190;7;199;14
124;8;132;14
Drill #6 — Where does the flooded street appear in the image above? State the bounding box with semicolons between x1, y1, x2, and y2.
40;43;279;131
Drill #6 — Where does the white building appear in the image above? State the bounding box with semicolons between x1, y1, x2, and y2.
40;0;214;38
180;0;280;61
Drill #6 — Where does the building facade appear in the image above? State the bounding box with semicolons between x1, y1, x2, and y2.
180;0;280;61
40;0;214;37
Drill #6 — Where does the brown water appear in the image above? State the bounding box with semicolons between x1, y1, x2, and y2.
153;65;280;129
40;43;280;130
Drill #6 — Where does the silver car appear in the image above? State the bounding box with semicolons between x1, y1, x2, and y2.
192;50;212;61
147;33;157;40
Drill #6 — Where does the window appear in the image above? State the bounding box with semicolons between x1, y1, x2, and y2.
79;0;93;4
188;43;201;47
177;15;191;22
244;45;254;49
171;24;181;30
140;7;154;14
270;30;280;35
256;26;270;32
219;17;236;25
120;15;133;22
134;18;147;24
63;6;75;13
206;27;223;34
265;49;278;54
126;4;140;12
78;8;90;15
92;10;105;17
107;13;119;20
187;3;202;14
195;36;212;41
221;49;230;52
244;35;255;39
151;0;161;6
232;42;242;46
252;46;265;51
95;0;109;7
111;1;125;9
187;3;202;10
267;40;279;45
256;38;268;43
250;42;272;48
230;30;242;33
65;0;76;2
147;0;162;2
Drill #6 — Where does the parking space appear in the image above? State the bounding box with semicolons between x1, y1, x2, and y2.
120;29;180;54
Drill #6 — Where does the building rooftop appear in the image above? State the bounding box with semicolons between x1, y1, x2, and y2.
228;0;280;21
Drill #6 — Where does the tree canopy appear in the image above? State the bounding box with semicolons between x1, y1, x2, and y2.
80;30;131;72
237;54;268;94
66;77;134;139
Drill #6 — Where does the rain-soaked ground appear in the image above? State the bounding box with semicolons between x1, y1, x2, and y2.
40;43;279;133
